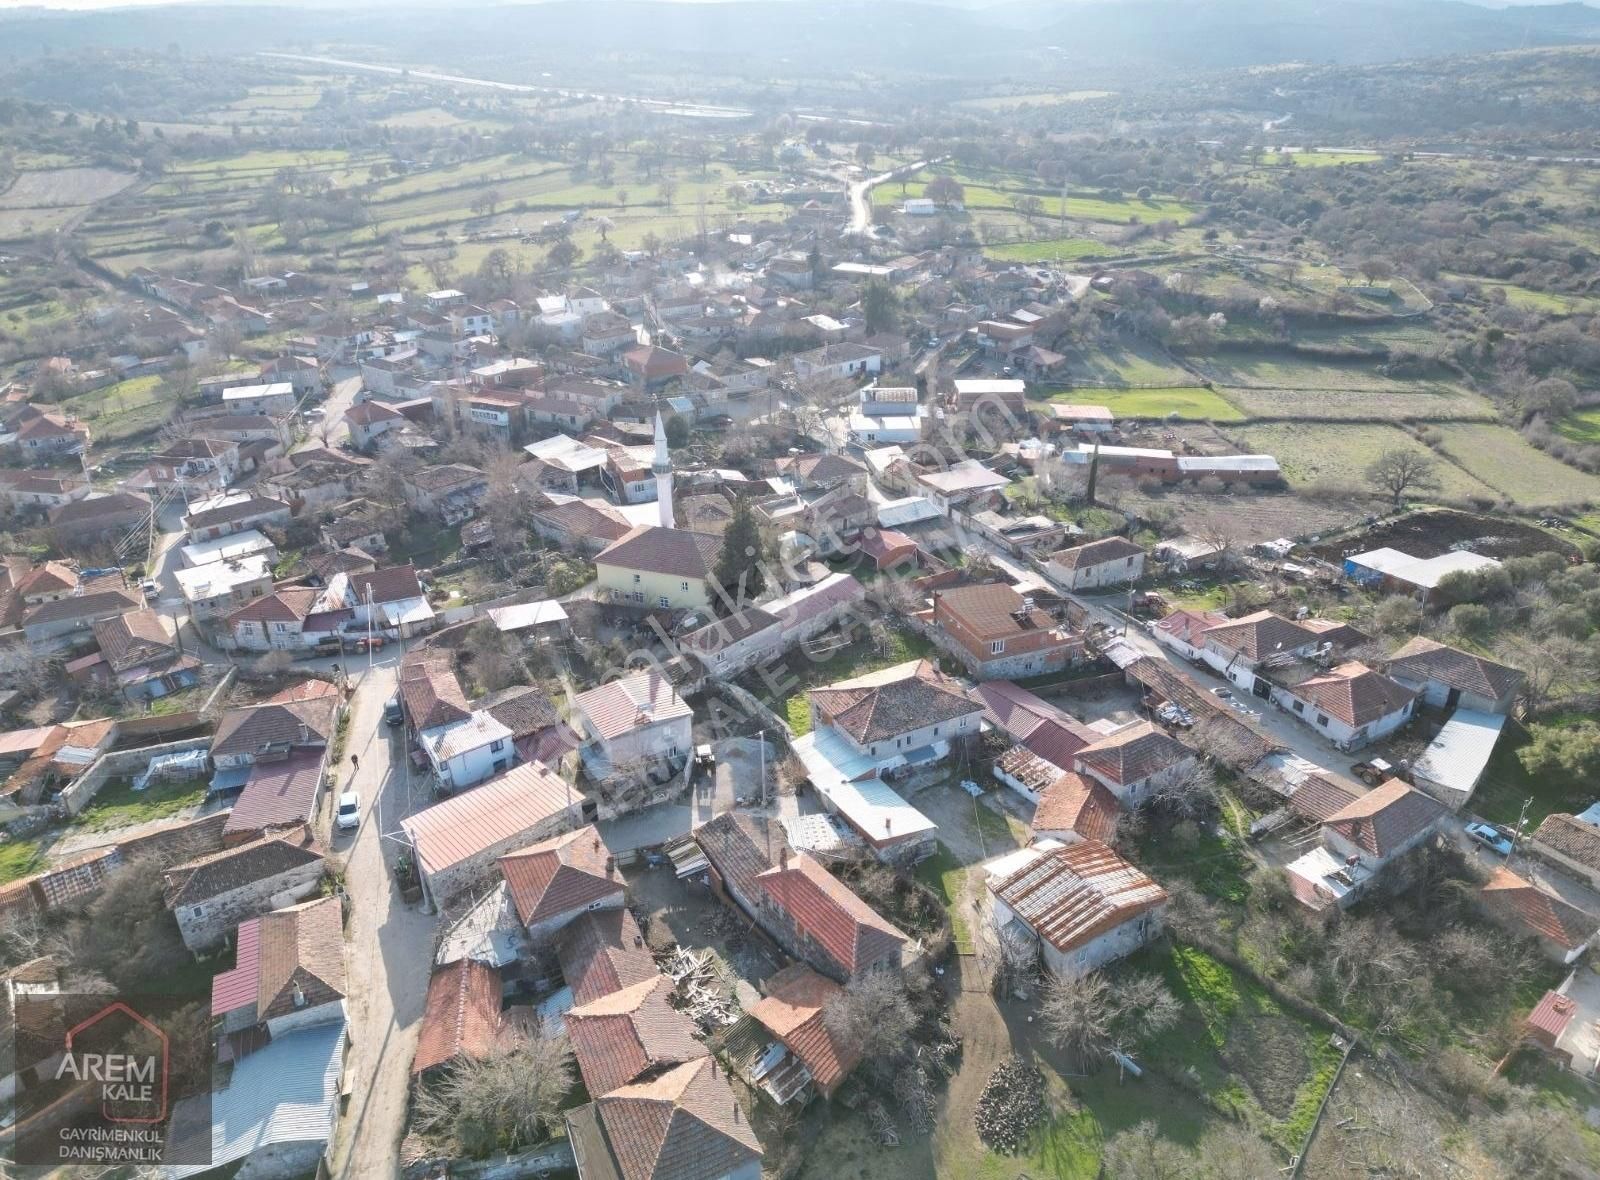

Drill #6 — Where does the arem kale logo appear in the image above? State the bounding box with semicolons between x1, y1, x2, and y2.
8;992;212;1167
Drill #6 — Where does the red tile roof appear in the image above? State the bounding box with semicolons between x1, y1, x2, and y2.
596;526;720;581
989;840;1167;953
1526;989;1577;1045
574;671;690;742
747;963;858;1095
592;1057;762;1180
413;959;507;1074
1032;772;1120;843
1048;536;1143;571
1288;661;1417;728
557;909;659;1005
808;659;980;747
1388;636;1522;701
1199;610;1319;662
399;654;472;731
1323;777;1445;858
1481;866;1598;952
499;825;624;927
1532;814;1600;872
755;853;906;977
568;974;708;1097
1075;721;1190;787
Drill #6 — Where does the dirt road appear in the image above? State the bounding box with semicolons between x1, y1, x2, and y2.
329;663;436;1179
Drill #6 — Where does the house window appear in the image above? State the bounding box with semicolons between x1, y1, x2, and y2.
989;639;1005;655
192;907;204;919
1292;700;1304;714
632;574;641;585
490;739;504;753
871;746;878;757
681;581;689;592
274;622;290;634
659;596;670;609
1316;713;1330;728
933;726;940;736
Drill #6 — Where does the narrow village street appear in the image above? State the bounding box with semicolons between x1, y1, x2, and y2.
329;659;435;1179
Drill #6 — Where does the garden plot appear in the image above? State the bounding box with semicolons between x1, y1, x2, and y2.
1236;423;1499;501
1434;423;1600;508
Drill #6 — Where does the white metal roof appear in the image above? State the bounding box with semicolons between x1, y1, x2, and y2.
221;382;293;400
1348;547;1502;589
180;529;275;569
953;379;1027;396
488;600;570;633
1410;708;1505;805
876;496;942;527
175;554;272;601
790;728;937;842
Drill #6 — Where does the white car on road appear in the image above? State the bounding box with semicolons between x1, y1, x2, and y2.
336;791;361;831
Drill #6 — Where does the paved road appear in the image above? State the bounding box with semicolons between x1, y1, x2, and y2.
300;371;363;453
329;658;435;1180
845;156;941;235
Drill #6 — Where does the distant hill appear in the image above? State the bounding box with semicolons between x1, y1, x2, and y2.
0;0;1597;78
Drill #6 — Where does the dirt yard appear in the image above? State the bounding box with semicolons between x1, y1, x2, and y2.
627;862;784;997
1310;508;1578;563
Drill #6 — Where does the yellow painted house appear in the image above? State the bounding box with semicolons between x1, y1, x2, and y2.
594;525;722;610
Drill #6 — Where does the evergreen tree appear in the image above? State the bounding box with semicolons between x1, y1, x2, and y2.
714;496;767;608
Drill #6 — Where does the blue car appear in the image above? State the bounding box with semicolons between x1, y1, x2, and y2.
1465;821;1513;857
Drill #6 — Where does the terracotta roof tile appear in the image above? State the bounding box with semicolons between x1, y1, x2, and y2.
163;826;322;909
1198;610;1319;662
595;526;720;581
413;959;507;1074
1323;778;1445;858
1288;662;1417;728
1032;772;1120;843
756;853;907;977
574;672;690;742
568;975;708;1096
499;825;624;927
1532;814;1600;872
989;840;1167;953
253;895;345;1021
1481;866;1599;952
747;963;858;1094
1049;536;1143;571
808;659;980;746
592;1057;762;1180
1075;721;1190;787
557;909;659;1005
1388;636;1523;702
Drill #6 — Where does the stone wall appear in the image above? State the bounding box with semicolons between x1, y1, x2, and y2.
402;1140;574;1180
57;736;215;816
174;859;325;953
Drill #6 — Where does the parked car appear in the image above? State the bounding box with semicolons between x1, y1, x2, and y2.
1210;687;1233;700
1465;821;1513;857
384;696;403;727
336;791;361;831
140;579;160;601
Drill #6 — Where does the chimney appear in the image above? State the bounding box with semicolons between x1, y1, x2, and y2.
885;817;893;837
606;855;617;877
778;846;789;870
292;982;307;1008
299;724;309;743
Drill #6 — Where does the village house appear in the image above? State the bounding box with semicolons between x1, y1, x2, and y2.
1269;661;1418;751
984;839;1167;975
175;555;274;623
211;895;346;1041
163;825;324;953
1046;536;1146;592
1045;403;1116;435
399;760;588;909
1528;815;1600;892
4;404;90;458
1480;866;1599;965
566;1056;763;1180
791;341;882;382
1031;771;1122;845
86;608;201;700
556;908;657;1006
926;582;1084;679
147;437;241;495
22;582;144;652
744;964;860;1104
183;492;292;543
398;654;513;791
344;399;408;451
1284;778;1447;910
403;463;490;524
0;469;90;511
48;491;151;548
567;973;708;1096
1385;636;1523;715
694;813;909;982
1073;721;1196;809
412;959;528;1079
594;526;721;611
570;670;693;783
498;824;625;943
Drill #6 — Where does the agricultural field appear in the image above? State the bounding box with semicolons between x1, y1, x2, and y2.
1189;352;1433;393
1224;383;1496;421
1558;408;1600;442
0;165;138;239
878;169;1198;226
955;90;1114;111
1060;342;1197;387
1237;422;1500;500
1047;385;1244;422
1433;422;1600;508
983;236;1117;262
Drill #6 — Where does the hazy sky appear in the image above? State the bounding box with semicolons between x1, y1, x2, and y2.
0;0;1575;10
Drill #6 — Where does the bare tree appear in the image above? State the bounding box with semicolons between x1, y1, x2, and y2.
822;971;916;1072
1099;1120;1199;1179
1146;759;1220;820
411;1031;574;1156
1038;969;1180;1067
1365;449;1441;507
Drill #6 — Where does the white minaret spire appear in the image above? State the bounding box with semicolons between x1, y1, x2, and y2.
653;409;675;529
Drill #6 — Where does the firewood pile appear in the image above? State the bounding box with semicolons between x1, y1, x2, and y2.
893;1064;936;1134
974;1056;1045;1155
867;1099;900;1147
923;1026;963;1078
665;947;739;1027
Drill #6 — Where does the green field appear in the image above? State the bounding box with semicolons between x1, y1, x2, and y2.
75;776;206;832
1259;150;1382;168
0;838;45;885
1238;422;1499;500
1434;423;1600;507
1226;383;1497;421
1064;343;1196;387
984;236;1117;262
1558;408;1600;442
1047;385;1244;421
1191;353;1430;392
878;170;1197;225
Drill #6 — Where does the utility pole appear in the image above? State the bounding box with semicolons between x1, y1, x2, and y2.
758;728;766;813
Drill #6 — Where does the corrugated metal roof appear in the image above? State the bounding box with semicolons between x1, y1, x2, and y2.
211;918;261;1016
167;1018;346;1177
401;761;584;877
1411;709;1505;804
790;729;937;844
